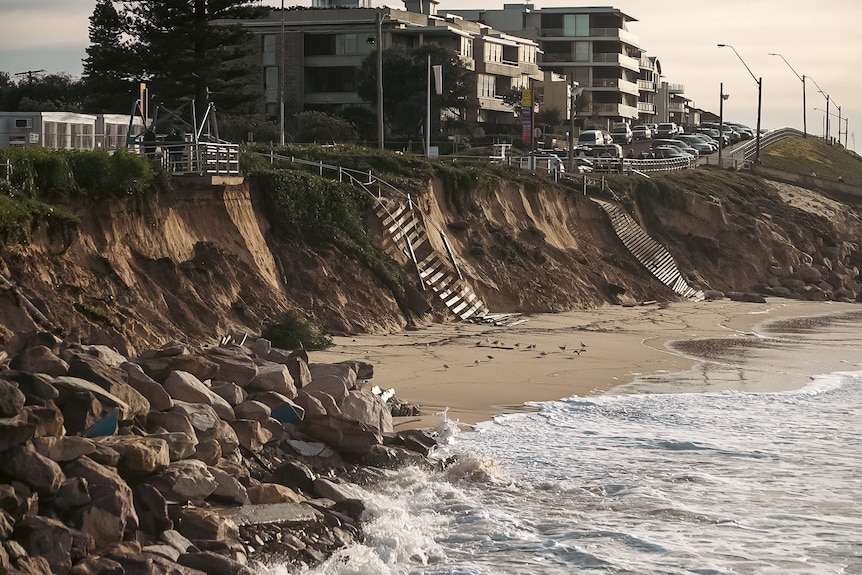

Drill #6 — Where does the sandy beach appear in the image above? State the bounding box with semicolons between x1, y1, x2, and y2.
310;299;861;430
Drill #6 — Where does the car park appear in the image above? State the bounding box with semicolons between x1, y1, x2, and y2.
696;127;729;147
632;125;652;140
675;134;716;154
653;145;693;159
590;143;624;158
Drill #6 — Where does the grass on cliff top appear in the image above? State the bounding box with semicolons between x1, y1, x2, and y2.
760;136;862;186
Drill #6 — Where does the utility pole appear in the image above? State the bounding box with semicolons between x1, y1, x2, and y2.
718;83;728;169
14;69;45;84
279;0;285;146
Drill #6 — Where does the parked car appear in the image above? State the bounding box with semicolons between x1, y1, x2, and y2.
590;143;624;158
675;134;716;154
632;125;652;140
696;127;729;147
726;122;755;140
653;145;693;159
578;130;605;147
655;122;678;139
652;138;699;157
610;124;633;144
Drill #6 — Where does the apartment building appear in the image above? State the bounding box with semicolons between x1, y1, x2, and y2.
0;112;145;150
637;53;661;125
235;4;542;132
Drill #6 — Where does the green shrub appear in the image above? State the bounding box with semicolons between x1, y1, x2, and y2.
0;181;78;245
262;310;333;350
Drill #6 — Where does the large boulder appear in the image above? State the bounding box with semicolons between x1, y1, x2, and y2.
228;419;271;453
120;363;173;412
232;400;271;422
300;414;383;457
0;378;26;418
9;346;69;377
67;353;150;418
205;347;257;387
247;362;296;396
147;411;197;441
23;402;66;438
0;417;35;452
305;364;354;403
176;507;238;542
1;371;59;402
148;431;198;462
163;371;234;420
341;389;393;433
0;442;65;496
94;436;170;476
14;515;93;575
206;467;247;506
51;377;130;420
63;456;138;549
145;460;218;503
32;437;97;462
133;483;173;536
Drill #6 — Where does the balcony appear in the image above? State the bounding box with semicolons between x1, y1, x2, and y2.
638;102;656;113
483;60;523;77
668;102;686;113
478;96;514;113
667;83;685;94
303;91;365;105
638;79;655;92
590;102;639;119
539;27;638;46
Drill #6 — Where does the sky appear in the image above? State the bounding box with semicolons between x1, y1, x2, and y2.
1;0;859;150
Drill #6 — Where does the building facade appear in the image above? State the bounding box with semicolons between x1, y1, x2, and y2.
446;4;642;126
0;112;144;150
236;5;542;133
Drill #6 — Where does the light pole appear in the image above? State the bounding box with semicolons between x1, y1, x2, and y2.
808;77;830;143
279;0;285;146
814;107;848;147
768;53;805;138
718;83;729;168
367;11;389;151
718;44;762;163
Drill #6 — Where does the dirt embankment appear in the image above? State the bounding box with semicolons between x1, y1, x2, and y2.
1;172;861;355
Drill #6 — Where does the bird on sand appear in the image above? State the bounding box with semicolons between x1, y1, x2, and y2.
559;344;567;351
539;351;547;357
580;341;588;349
443;364;450;370
474;359;481;364
487;355;495;360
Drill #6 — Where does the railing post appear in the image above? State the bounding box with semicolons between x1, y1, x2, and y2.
270;150;274;164
319;161;323;176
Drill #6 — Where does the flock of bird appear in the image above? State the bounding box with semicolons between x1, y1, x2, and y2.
440;337;589;369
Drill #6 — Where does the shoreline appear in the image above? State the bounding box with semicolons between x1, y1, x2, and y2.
312;299;862;430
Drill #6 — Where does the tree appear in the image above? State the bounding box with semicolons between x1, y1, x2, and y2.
15;74;85;112
124;0;266;116
82;0;139;113
357;43;470;141
296;111;358;144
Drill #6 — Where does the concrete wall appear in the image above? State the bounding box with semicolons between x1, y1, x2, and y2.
751;164;862;203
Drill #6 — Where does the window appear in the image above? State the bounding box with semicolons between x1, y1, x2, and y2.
575;42;590;62
335;33;370;55
485;43;501;63
264;67;278;102
262;34;276;67
461;37;473;59
563;14;589;36
477;74;496;98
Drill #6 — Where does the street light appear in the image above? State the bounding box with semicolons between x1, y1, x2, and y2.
808;77;830;143
279;0;285;146
814;107;849;147
718;44;762;163
768;53;806;138
366;11;389;151
718;83;729;168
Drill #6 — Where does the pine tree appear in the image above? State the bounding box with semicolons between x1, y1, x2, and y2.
124;0;266;117
82;0;139;113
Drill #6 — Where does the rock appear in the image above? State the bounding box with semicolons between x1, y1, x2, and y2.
133;483;172;536
10;556;53;575
385;428;438;457
361;444;434;470
9;346;69;377
62;456;138;549
0;443;64;496
146;459;218;503
23;402;65;437
120;363;173;412
209;382;246;407
142;544;181;562
160;530;196;555
341;389;393;433
305;390;341;416
232;400;271;421
305;364;354;403
248;337;272;358
259;417;286;444
190;439;221;466
58;392;104;436
1;371;59;402
93;436;170;476
137;351;220;384
147;411;197;442
312;478;364;503
71;345;128;368
177;550;251;575
292;391;327;418
0;379;25;418
205;347;257;387
176;507;239;541
67;353;150;418
54;478;91;510
32;437;96;462
68;556;125;575
108;551;208;575
148;431;198;461
163;371;234;421
51;377;130;420
271;460;316;494
300;414;383;457
0;509;13;539
197;419;239;457
0;417;35;452
13;515;90;575
169;401;219;436
229;419;271;453
247;483;302;505
247;362;296;397
338;360;374;380
206;467;248;505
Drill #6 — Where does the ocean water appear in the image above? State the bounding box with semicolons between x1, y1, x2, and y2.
267;311;862;575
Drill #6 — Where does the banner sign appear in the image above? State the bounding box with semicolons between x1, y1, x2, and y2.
521;88;533;145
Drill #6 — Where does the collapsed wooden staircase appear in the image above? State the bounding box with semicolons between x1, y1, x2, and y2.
592;198;704;301
374;197;489;320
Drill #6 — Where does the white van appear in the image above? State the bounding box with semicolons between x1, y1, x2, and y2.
578;130;605;147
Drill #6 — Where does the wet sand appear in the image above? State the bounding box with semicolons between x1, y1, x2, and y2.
309;299;861;430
